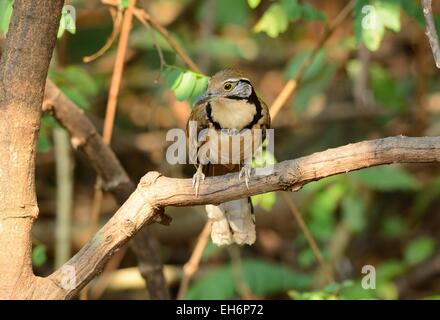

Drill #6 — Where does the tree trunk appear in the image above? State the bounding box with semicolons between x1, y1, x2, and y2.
0;0;63;299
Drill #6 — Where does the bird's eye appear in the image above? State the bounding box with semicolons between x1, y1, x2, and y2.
223;82;233;91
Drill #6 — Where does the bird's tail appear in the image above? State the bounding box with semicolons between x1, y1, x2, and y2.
205;197;255;246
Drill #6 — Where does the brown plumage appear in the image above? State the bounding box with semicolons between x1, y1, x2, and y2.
186;69;271;245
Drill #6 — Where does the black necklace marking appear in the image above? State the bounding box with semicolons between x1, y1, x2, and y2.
206;102;222;129
241;80;263;129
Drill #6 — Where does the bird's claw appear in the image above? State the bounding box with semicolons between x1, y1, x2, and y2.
239;164;252;189
192;167;205;197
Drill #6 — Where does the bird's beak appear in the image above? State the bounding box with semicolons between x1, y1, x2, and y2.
193;91;213;106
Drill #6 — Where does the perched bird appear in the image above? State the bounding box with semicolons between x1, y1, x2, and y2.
186;69;271;245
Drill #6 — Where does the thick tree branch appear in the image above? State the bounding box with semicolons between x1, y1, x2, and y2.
40;135;440;298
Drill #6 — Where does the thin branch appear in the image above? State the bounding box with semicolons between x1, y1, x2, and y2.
281;192;335;284
133;8;202;73
103;0;136;144
134;9;166;84
422;0;440;68
269;0;354;119
83;7;123;63
37;135;440;299
177;221;212;300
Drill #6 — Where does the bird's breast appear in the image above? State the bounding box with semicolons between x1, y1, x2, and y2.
210;99;256;130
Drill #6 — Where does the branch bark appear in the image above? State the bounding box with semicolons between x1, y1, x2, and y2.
0;0;63;299
37;135;440;299
422;0;440;68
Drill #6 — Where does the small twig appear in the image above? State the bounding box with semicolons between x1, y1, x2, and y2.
102;0;136;144
133;9;166;84
281;192;335;284
269;0;354;119
133;8;202;73
422;0;440;68
177;220;212;300
83;7;123;63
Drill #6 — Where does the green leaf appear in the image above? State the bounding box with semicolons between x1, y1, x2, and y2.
58;5;76;38
49;66;98;110
61;66;98;97
308;183;345;240
377;260;406;281
163;66;208;103
32;244;47;267
340;280;377;299
376;1;401;32
212;0;250;27
341;193;366;233
280;0;302;21
164;67;183;89
352;166;419;191
186;259;312;299
0;0;13;34
120;0;129;9
404;237;436;266
252;192;276;212
301;3;326;21
58;86;90;110
254;3;289;38
399;0;424;26
248;0;261;9
189;76;209;106
174;71;197;101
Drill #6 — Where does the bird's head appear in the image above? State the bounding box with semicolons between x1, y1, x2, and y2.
194;69;254;106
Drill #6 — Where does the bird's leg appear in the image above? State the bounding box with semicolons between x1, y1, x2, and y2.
239;163;252;189
192;164;205;197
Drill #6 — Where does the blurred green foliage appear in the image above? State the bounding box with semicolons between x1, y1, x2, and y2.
186;258;312;299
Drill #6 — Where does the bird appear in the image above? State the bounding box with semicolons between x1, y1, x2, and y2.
186;69;271;246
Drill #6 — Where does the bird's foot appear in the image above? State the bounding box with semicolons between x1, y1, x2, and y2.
192;166;205;197
239;164;252;189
